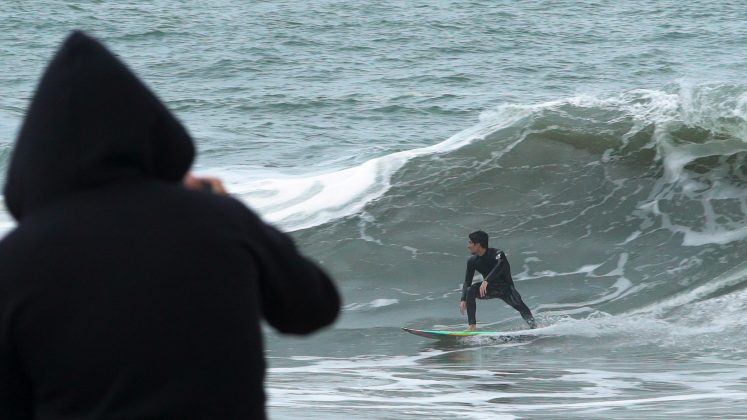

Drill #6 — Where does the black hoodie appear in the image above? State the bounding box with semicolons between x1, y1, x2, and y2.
0;31;340;419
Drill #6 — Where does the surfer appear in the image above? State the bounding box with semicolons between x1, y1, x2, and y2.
459;231;536;330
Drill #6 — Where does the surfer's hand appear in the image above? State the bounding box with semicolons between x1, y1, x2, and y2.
479;280;488;298
459;301;466;315
183;173;227;195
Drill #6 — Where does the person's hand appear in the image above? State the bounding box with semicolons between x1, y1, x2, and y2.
459;301;466;315
479;280;488;298
183;173;227;195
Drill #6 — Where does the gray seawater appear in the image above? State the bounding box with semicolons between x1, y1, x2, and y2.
3;1;747;418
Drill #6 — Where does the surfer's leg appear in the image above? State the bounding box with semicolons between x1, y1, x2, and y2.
499;286;536;329
465;283;481;327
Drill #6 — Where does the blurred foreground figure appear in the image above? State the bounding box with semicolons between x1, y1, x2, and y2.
0;31;339;420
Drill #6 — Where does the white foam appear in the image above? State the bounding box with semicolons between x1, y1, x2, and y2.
517;254;633;315
266;339;747;418
628;260;747;319
0;198;13;239
625;83;747;247
343;298;399;312
515;262;603;281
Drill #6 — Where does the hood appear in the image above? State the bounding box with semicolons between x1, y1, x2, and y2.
3;31;195;221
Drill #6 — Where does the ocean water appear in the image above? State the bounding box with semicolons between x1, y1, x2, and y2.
3;1;747;418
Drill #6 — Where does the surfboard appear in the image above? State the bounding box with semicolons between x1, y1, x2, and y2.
402;327;539;341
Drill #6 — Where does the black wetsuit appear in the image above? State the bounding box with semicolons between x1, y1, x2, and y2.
461;248;536;328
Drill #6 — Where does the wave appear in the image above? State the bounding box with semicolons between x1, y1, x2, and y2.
215;82;747;244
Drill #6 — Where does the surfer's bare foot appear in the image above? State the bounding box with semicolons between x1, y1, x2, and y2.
464;325;477;332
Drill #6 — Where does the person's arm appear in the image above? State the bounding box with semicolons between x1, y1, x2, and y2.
459;259;476;314
183;173;340;334
244;210;340;335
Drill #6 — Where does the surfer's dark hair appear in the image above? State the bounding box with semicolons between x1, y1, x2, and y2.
469;230;489;248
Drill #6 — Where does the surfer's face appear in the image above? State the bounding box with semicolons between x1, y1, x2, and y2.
467;240;480;254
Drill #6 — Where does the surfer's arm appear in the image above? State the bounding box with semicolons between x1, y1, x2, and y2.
483;251;505;284
239;204;340;335
461;258;476;301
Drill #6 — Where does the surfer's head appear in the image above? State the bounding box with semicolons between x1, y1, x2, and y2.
468;230;489;253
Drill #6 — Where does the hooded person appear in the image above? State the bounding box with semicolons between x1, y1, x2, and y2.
0;31;340;419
